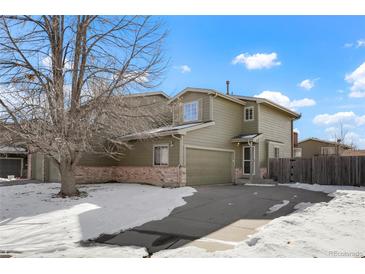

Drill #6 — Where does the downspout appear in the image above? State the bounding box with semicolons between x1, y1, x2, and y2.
172;133;182;186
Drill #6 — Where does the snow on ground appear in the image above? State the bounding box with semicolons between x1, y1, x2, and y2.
0;183;195;257
280;182;364;195
266;200;289;214
155;184;365;258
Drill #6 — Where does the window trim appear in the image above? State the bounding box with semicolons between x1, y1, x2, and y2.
320;146;336;155
183;100;199;122
243;145;256;175
244;106;255;121
153;144;169;166
294;147;302;158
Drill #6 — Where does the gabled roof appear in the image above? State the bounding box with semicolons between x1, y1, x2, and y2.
298;137;352;149
0;146;27;154
120;121;215;141
126;91;169;99
168;87;246;106
232;133;261;143
232;95;300;119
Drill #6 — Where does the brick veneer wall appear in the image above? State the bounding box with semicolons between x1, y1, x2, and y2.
75;166;187;187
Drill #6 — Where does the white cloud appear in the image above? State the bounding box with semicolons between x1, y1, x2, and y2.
293;128;300;134
357;39;365;48
175;65;191;74
345;62;365;98
313;111;365;126
345;132;365;148
254;90;316;110
343;39;365;48
232;52;281;70
298;78;317;90
42;56;72;70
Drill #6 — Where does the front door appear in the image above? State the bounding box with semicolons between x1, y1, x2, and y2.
243;146;255;175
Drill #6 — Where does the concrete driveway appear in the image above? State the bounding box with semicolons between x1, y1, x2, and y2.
92;184;332;255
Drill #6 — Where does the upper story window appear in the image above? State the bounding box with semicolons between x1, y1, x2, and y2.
244;106;254;121
321;146;336;155
153;145;169;166
183;101;199;122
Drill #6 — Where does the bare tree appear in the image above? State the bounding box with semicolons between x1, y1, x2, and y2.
331;121;356;152
0;16;169;196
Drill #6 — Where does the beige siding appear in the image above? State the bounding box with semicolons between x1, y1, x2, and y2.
172;91;212;125
31;153;44;181
184;97;244;168
242;101;259;134
117;136;180;167
78;153;120;166
258;104;292;168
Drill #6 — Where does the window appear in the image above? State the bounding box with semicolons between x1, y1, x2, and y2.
274;147;280;158
294;148;302;158
183;101;199;122
153;145;169;166
244;106;254;121
243;146;255;175
321;147;336;155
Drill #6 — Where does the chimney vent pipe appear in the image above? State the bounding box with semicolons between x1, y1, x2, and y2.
226;80;230;95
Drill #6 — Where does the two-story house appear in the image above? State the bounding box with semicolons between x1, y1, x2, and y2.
93;87;299;186
30;87;300;187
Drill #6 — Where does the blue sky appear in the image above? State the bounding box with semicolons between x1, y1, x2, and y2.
155;16;365;148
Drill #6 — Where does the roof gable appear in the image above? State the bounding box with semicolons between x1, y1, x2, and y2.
168;87;246;106
298;137;352;149
232;95;300;118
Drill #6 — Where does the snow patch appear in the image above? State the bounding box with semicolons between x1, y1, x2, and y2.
266;200;289;214
0;183;195;257
280;182;365;194
294;202;313;211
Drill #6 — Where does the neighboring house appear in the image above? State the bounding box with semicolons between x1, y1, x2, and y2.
31;87;300;187
0;145;28;179
30;91;171;182
341;150;365;157
297;138;352;158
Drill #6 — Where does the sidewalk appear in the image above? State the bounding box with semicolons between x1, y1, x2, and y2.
187;219;270;251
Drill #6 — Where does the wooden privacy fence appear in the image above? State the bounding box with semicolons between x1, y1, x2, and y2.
269;156;365;186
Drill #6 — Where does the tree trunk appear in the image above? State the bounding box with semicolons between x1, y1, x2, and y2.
59;160;79;197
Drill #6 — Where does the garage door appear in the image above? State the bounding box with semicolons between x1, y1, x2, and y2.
186;148;233;186
0;158;22;178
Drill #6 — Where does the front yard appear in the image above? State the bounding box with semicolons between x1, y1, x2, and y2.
0;183;195;257
0;181;364;258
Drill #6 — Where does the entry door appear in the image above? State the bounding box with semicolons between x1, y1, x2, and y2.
243;146;255;175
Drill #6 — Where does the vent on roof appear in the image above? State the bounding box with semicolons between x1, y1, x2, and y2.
226;80;230;95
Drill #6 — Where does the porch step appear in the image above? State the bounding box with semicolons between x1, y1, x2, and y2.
236;178;277;186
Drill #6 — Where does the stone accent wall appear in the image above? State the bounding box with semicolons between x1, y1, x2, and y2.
75;166;186;188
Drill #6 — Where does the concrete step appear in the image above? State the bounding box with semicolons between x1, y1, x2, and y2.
236;178;277;186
